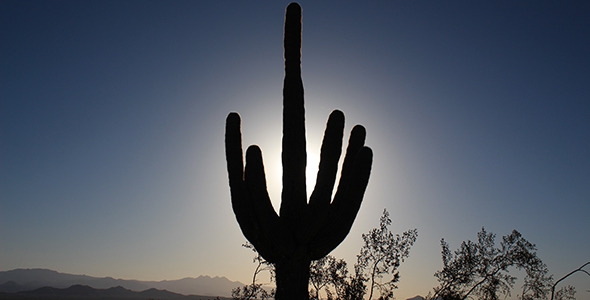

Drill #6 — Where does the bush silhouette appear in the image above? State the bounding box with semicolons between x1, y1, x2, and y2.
225;3;372;299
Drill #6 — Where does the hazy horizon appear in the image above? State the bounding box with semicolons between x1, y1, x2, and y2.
0;267;241;282
1;1;589;300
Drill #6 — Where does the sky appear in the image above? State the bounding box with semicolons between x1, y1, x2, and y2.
1;1;589;299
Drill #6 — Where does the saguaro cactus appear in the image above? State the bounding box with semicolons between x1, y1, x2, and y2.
225;3;373;299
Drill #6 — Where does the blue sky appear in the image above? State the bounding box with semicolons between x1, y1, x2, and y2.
1;1;589;299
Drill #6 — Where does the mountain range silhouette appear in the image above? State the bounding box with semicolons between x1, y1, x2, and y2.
0;269;242;298
0;284;231;299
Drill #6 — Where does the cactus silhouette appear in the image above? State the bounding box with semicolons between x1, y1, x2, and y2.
225;3;372;299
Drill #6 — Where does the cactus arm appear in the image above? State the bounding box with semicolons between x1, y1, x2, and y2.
244;145;283;260
244;146;275;222
225;113;280;262
225;113;245;185
332;145;373;225
280;3;307;226
225;113;259;245
308;110;344;208
339;125;368;183
309;130;373;260
330;125;372;222
303;110;345;241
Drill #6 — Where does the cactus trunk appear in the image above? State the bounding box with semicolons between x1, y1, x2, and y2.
275;254;311;299
225;3;373;299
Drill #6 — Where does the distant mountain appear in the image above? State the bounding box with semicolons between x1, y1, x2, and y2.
0;281;23;293
150;275;242;296
0;284;230;299
0;269;243;298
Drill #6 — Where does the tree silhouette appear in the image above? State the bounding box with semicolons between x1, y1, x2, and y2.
231;243;275;300
309;210;417;300
357;210;417;300
225;3;372;299
550;261;589;300
429;228;553;300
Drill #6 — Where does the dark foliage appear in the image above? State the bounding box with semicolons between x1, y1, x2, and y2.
309;209;417;300
231;244;275;300
429;228;570;300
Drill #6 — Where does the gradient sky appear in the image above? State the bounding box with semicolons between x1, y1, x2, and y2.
1;1;589;299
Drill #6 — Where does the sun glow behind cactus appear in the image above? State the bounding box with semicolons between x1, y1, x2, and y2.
268;142;332;205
